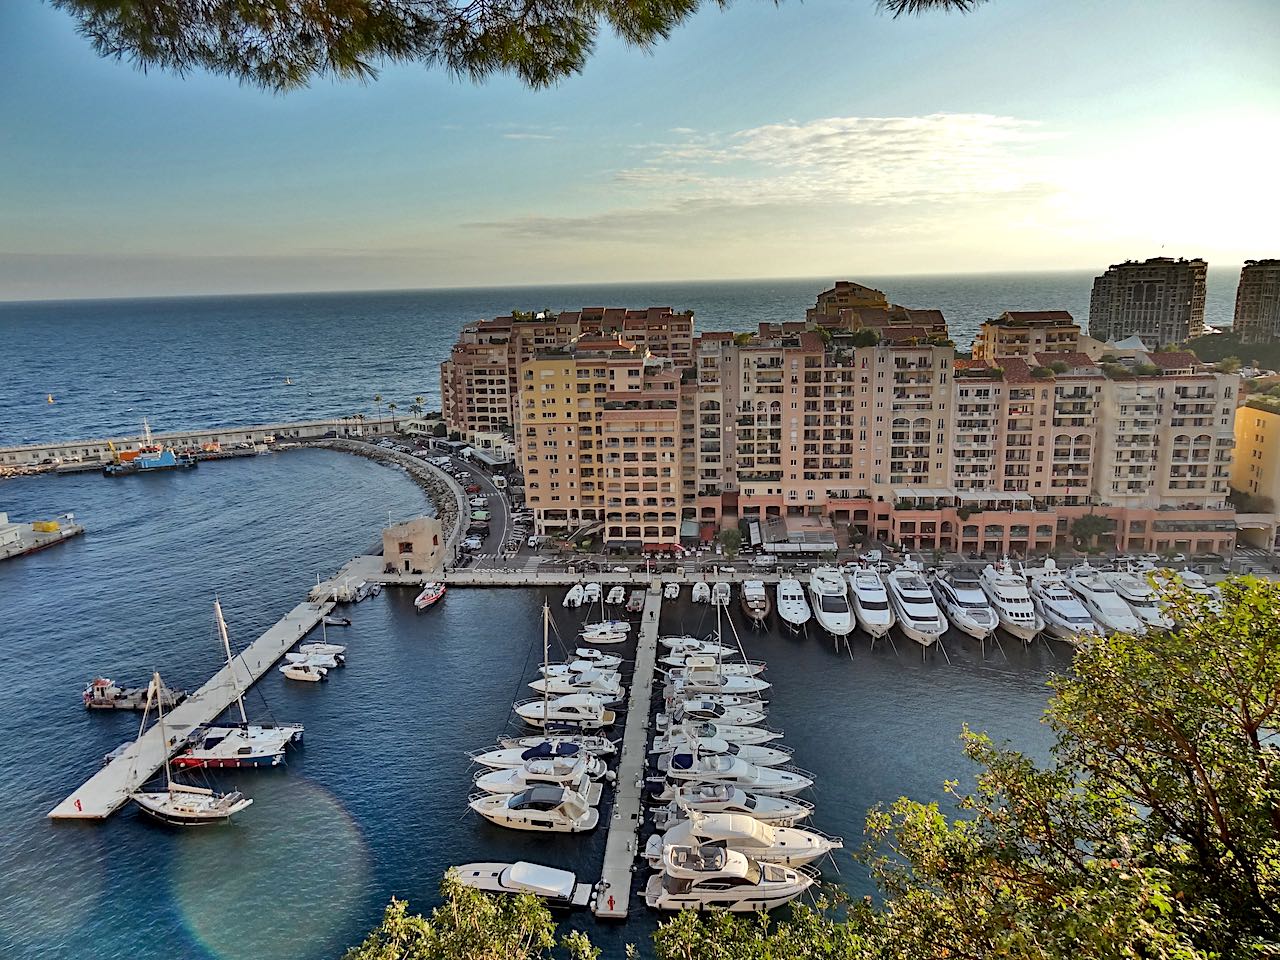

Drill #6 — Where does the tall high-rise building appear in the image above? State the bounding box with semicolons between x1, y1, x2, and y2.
1233;259;1280;343
1088;257;1207;346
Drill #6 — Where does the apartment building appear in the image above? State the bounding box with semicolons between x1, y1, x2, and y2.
519;337;684;549
442;281;1241;557
1088;257;1208;345
1233;259;1280;343
970;311;1081;361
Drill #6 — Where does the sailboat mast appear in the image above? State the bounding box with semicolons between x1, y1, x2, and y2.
215;598;248;725
542;601;551;722
153;671;173;791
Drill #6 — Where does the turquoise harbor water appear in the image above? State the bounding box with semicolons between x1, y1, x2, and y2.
0;270;1242;447
0;448;1063;959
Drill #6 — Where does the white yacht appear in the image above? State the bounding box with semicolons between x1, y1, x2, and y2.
774;579;811;633
542;659;621;678
807;567;854;639
1104;570;1174;631
514;693;615;729
662;654;764;677
583;582;602;604
929;567;997;641
646;813;840;869
644;844;815;912
691;582;711;604
980;559;1042;642
472;740;610;770
563;584;585;608
666;672;770;698
1066;565;1146;635
655;739;792;768
662;752;813;795
474;766;605;804
528;671;624;702
1020;559;1099;643
468;785;599;832
279;662;326;682
298;641;346;657
662;700;767;728
494;734;617;757
886;558;949;647
663;582;681;600
649;783;812;827
1177;569;1222;612
451;861;592;909
661;636;737;658
847;566;894;639
284;650;344;669
572;648;623;669
652;719;781;747
605;585;626;606
710;582;731;607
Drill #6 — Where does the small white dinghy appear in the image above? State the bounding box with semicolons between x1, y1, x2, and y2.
450;861;593;909
663;582;680;600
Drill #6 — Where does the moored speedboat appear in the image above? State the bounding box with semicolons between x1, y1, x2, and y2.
279;662;327;682
661;699;767;728
514;693;615;729
468;785;599;832
573;647;623;669
655;739;792;768
774;579;811;633
414;581;446;610
1066;564;1146;635
583;582;602;604
739;580;771;626
646;812;841;868
692;581;711;604
808;567;854;639
322;615;351;627
660;635;737;658
626;589;646;613
847;566;894;639
606;585;626;606
563;584;585;608
710;582;731;607
528;670;624;702
1020;559;1099;643
644;844;815;912
451;861;593;909
652;719;781;747
663;582;681;600
980;559;1043;642
886;557;948;647
285;650;344;669
929;566;997;641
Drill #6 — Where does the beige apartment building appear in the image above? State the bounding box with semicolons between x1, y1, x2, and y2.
442;282;1241;556
1233;259;1280;343
1088;256;1208;345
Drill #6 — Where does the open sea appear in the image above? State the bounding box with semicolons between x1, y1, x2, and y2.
0;273;1196;958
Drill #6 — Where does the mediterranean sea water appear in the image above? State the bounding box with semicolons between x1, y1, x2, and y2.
0;275;1147;957
0;269;1242;446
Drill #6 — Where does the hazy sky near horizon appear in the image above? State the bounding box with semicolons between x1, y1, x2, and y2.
1;0;1277;301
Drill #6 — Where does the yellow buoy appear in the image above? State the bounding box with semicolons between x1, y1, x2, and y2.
47;394;54;404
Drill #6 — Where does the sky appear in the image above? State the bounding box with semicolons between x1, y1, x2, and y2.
0;0;1277;301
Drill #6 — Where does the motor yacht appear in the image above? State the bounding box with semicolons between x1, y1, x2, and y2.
583;582;602;604
710;582;731;607
572;648;623;669
298;641;346;657
583;619;631;635
886;558;949;646
626;589;646;613
929;567;997;641
774;579;811;633
514;693;615;729
605;586;626;606
528;671;624;702
979;559;1043;642
661;636;737;658
807;567;854;639
1066;564;1146;635
285;651;344;669
654;738;792;768
474;766;605;804
644;844;815;912
279;662;327;682
660;700;767;728
468;785;599;832
1104;570;1174;631
495;734;617;757
847;566;894;639
645;812;841;868
663;582;681;600
414;582;446;610
666;668;771;698
648;783;812;827
652;719;781;747
1177;569;1222;612
542;659;621;679
1020;559;1099;643
739;581;770;626
562;584;585;609
692;582;711;604
451;861;592;909
661;752;813;794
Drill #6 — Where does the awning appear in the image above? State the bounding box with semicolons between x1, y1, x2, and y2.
699;522;717;543
955;490;1033;504
891;486;954;500
643;542;681;553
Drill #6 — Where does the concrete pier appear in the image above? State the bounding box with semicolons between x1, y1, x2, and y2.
593;582;662;919
49;599;333;820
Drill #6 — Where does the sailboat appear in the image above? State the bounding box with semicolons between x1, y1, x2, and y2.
173;600;304;769
130;672;254;825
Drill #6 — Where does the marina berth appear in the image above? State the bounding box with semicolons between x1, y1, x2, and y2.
572;648;624;669
298;641;346;657
322;615;351;627
474;766;605;805
774;579;811;633
710;582;732;607
980;559;1043;642
1176;569;1223;613
285;650;344;668
1104;571;1174;630
661;656;765;678
666;671;770;697
645;812;841;868
582;619;632;635
691;581;711;604
886;558;949;647
644;844;816;912
847;565;894;639
626;589;646;612
929;567;997;641
413;581;446;610
807;567;854;639
660;751;814;795
647;783;813;827
541;660;622;678
739;580;771;625
1020;559;1100;643
1066;564;1147;635
450;862;594;909
514;693;616;729
468;785;600;833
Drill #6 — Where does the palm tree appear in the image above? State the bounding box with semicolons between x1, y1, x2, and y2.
373;394;383;430
410;395;425;417
387;401;398;428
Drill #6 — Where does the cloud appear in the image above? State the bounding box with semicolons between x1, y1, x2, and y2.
501;132;555;141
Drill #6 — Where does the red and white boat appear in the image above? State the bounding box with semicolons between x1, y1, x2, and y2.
415;581;447;610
